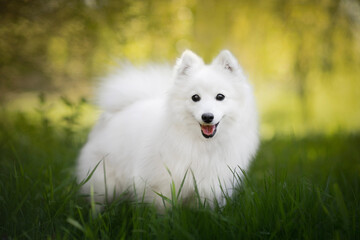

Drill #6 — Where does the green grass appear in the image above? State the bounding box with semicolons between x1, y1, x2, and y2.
0;99;359;239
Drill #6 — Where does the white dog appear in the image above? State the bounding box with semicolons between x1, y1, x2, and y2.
77;50;259;207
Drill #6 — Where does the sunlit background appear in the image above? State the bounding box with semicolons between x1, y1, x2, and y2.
1;0;360;138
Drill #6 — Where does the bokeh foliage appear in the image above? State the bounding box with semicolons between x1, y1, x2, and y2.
1;0;360;135
1;2;360;238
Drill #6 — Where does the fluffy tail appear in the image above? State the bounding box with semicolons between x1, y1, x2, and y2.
97;63;173;112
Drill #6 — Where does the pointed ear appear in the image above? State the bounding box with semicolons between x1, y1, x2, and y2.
175;50;204;77
212;50;239;73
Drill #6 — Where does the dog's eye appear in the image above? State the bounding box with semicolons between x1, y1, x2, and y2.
216;93;225;101
191;94;201;102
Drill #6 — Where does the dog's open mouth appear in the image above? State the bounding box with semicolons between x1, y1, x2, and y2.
200;122;219;138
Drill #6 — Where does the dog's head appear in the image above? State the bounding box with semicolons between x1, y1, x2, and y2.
169;50;248;139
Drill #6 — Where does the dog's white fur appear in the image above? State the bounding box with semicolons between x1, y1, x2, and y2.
77;50;259;207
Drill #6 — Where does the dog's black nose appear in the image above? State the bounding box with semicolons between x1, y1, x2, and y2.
202;113;214;123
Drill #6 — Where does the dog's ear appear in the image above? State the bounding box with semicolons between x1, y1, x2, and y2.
175;50;204;77
212;50;239;73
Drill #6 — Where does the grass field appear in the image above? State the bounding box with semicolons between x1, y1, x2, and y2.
0;99;359;239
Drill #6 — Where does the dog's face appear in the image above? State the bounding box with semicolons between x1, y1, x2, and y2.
170;50;246;139
186;69;235;138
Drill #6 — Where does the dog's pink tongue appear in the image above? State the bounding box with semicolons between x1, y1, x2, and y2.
201;125;215;136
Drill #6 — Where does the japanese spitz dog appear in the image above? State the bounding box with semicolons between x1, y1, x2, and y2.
77;50;259;207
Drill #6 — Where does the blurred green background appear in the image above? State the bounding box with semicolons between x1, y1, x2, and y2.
1;2;360;238
1;0;360;137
